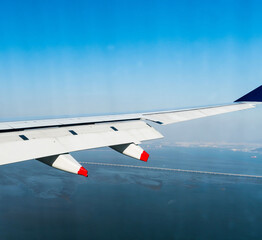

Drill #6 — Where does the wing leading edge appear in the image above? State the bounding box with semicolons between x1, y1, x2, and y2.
0;85;261;177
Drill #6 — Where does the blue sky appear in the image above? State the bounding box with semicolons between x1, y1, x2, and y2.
0;0;262;142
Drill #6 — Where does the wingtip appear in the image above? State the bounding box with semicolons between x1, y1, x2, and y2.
235;85;262;102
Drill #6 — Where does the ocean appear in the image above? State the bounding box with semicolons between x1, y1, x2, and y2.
0;146;262;240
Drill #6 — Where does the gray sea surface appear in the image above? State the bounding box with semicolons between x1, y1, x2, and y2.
1;146;262;240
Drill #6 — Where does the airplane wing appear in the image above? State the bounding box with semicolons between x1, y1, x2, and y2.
0;85;261;177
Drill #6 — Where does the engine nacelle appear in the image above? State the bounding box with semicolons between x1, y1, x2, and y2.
110;143;149;162
37;154;88;177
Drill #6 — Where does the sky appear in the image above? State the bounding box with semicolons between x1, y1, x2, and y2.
0;0;262;143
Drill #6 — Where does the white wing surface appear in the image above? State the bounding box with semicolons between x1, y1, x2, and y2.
0;86;261;177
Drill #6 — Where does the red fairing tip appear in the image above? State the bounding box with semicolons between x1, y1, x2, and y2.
140;151;149;162
78;166;88;177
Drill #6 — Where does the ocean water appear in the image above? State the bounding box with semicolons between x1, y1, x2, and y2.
1;146;262;240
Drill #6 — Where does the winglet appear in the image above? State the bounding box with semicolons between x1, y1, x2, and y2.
235;85;262;102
